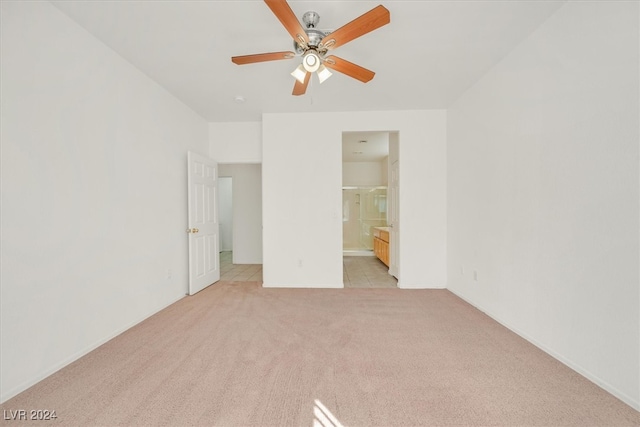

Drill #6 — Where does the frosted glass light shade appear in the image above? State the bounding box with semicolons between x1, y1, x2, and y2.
317;64;332;84
291;64;307;84
302;52;320;72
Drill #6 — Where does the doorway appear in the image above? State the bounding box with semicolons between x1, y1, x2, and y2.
217;164;263;283
342;131;398;288
218;177;233;253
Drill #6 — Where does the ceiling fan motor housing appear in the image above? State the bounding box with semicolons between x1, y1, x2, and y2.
293;11;332;54
294;29;330;53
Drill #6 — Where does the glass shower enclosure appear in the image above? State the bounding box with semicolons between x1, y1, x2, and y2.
342;186;387;254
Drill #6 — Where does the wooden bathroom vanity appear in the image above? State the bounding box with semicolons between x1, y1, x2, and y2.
373;227;390;266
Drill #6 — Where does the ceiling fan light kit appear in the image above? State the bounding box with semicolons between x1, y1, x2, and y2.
317;65;332;84
302;51;320;72
291;64;307;84
231;0;390;96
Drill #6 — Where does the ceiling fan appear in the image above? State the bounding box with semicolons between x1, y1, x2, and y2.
231;0;390;96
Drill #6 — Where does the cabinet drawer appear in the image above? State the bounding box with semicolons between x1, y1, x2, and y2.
373;227;389;242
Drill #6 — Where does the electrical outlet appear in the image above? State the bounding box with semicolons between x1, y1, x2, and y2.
473;270;478;281
167;269;172;279
460;267;465;275
298;259;303;267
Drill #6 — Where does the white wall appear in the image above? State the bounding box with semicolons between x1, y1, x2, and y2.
263;110;447;288
0;2;208;402
218;164;263;264
343;161;386;187
447;1;639;409
209;122;261;163
218;177;233;251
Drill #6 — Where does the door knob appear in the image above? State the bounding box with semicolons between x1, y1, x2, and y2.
186;228;199;233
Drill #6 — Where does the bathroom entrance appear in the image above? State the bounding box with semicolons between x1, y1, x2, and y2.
342;131;398;288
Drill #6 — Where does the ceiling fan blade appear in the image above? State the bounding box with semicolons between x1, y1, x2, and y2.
264;0;309;46
320;5;390;51
292;71;311;96
232;51;296;65
323;55;375;83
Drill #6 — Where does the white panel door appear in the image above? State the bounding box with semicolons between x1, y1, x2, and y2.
187;151;220;295
388;159;399;278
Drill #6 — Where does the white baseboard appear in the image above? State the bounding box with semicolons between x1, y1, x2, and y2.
343;250;375;257
0;293;186;404
262;282;343;288
397;282;446;289
447;288;640;412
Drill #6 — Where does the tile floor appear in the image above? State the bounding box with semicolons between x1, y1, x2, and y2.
343;254;398;288
219;251;397;288
220;251;263;282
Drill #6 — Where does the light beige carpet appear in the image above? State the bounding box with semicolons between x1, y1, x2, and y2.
2;281;639;426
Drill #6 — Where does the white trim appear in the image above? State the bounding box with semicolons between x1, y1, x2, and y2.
262;282;343;289
343;250;375;257
397;282;446;290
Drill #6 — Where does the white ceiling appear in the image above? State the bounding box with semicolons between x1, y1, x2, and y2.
51;0;565;123
343;131;390;162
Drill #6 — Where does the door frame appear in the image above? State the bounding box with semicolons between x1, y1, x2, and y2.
340;130;400;284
